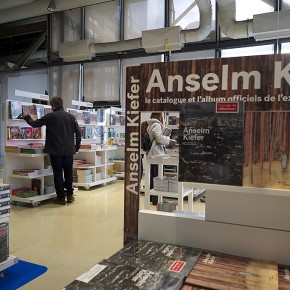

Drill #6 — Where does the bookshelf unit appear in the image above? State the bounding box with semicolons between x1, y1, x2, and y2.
67;105;120;189
107;107;125;179
73;146;117;189
4;95;56;207
144;156;205;211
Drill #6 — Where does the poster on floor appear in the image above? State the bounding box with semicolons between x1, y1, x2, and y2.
178;101;244;186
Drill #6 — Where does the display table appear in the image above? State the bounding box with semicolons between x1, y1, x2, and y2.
144;156;196;211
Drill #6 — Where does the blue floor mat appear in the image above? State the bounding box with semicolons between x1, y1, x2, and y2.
0;260;47;290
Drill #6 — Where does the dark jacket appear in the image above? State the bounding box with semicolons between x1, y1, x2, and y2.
24;107;81;156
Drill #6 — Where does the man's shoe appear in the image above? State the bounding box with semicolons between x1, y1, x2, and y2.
67;195;75;203
53;197;66;205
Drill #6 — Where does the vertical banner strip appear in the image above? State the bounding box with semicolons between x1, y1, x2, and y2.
124;66;141;242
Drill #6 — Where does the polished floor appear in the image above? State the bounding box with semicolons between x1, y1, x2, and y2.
7;179;205;290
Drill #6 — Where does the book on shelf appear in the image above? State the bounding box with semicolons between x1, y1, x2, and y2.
35;105;45;118
5;146;21;153
84;127;92;139
12;169;40;176
22;104;38;120
168;116;179;126
90;112;98;125
9;101;22;119
7;126;20;139
76;111;85;124
20;127;33;139
119;115;125;126
79;127;85;139
110;114;116;125
15;127;42;139
44;107;52;115
83;111;91;124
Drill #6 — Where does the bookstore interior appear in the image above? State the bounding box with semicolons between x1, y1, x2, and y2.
1;0;290;289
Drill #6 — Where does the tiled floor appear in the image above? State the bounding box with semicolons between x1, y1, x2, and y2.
7;179;205;290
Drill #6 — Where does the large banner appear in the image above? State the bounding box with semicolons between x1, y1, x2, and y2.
124;54;290;240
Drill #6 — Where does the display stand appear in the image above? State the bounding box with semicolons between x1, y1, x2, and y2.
73;147;117;190
0;184;18;275
4;92;57;207
144;156;202;211
0;256;18;276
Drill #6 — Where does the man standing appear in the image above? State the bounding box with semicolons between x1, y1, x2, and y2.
23;96;81;205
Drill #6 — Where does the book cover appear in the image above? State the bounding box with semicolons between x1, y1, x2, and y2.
35;105;45;118
84;127;92;139
168;116;178;126
119;115;125;126
32;127;42;139
110;114;116;125
9;101;22;119
20;127;33;139
90;112;98;125
83;111;91;124
44;107;52;115
22;104;38;120
79;127;85;139
76;111;85;124
179;102;244;186
7;126;20;139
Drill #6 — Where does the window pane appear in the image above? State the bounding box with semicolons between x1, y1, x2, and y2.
236;0;274;21
169;0;216;42
48;64;80;109
170;50;215;61
282;0;290;10
124;0;165;40
51;8;82;54
169;0;199;29
85;1;121;43
221;45;274;58
83;61;119;103
281;42;290;53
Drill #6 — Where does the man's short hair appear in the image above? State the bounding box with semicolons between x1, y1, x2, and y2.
50;96;63;108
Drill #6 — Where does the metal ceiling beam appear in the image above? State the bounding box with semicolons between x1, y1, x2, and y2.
13;29;47;69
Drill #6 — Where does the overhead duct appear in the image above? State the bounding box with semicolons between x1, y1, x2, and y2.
89;38;143;55
253;9;290;41
59;39;95;62
217;0;253;39
89;0;212;55
0;0;113;24
180;0;212;43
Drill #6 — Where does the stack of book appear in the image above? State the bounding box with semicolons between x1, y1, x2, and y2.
168;176;178;193
73;159;93;168
77;169;94;183
5;146;21;153
79;144;91;149
12;169;40;176
153;176;169;192
157;201;178;212
0;184;10;264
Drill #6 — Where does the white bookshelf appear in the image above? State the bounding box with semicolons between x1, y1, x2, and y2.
73;147;117;189
4;96;56;207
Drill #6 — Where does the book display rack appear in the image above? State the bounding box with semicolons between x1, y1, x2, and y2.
4;95;56;207
68;106;124;189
